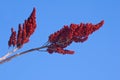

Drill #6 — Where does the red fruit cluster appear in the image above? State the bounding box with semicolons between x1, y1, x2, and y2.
8;8;36;48
47;20;104;54
8;28;17;47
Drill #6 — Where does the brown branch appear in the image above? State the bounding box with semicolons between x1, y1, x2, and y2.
0;46;48;64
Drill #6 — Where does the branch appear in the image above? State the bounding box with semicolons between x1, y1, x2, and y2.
0;48;18;61
3;7;104;64
0;46;48;64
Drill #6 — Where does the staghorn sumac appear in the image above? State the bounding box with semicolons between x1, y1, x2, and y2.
0;7;104;64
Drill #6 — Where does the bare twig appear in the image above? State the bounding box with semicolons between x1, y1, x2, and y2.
0;46;48;64
0;48;18;61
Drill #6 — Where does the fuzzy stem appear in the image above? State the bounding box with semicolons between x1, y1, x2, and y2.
0;46;48;64
0;48;18;61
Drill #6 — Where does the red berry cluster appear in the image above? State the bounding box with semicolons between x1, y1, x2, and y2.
47;20;104;54
8;8;36;48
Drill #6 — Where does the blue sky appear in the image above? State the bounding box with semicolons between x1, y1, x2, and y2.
0;0;120;80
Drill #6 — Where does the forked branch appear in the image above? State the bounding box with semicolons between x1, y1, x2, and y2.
0;46;48;64
0;7;104;64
